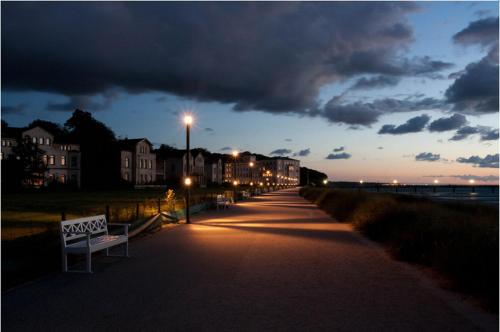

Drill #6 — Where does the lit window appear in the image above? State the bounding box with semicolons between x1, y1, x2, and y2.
32;137;37;144
125;157;129;168
46;138;50;145
149;160;152;169
124;172;129;181
39;137;44;145
60;175;66;183
43;155;48;164
1;140;5;147
7;141;12;147
61;156;66;166
49;155;55;165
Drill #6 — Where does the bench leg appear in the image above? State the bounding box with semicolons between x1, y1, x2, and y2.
62;252;68;273
86;250;92;273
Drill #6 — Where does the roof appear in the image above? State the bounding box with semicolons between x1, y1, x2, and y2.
117;138;153;151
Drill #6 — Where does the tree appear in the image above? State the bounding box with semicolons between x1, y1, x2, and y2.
64;109;120;189
11;137;48;187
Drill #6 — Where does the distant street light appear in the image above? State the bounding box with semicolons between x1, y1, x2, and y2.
392;179;398;184
184;114;193;224
232;150;239;202
469;179;475;184
433;179;439;184
359;180;364;184
323;179;328;185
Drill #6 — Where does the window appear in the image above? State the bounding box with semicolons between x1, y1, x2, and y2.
0;153;3;160
124;172;129;181
46;138;51;145
1;140;5;146
39;137;44;145
60;175;66;183
7;141;11;147
49;155;55;165
140;159;144;169
61;156;66;166
125;157;129;168
32;137;37;144
71;156;78;168
149;160;152;169
43;155;48;165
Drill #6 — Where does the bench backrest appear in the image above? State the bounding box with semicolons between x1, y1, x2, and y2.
60;214;108;246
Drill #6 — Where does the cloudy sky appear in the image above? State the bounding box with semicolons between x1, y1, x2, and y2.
2;2;499;184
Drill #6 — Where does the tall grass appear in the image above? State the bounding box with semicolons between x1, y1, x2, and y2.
299;187;499;310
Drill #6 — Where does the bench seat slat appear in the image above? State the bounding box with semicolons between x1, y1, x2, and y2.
65;235;128;253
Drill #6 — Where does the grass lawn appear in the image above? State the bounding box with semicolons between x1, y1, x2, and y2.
1;187;236;240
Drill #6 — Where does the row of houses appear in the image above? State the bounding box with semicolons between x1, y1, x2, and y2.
1;125;300;188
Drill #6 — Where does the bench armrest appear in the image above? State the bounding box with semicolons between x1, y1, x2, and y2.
107;223;129;236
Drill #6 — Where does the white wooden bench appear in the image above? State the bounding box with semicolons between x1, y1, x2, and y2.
216;194;230;210
60;215;129;273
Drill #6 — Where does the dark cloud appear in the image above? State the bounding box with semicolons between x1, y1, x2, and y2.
449;126;499;141
415;152;440;162
323;97;442;126
449;125;479;141
480;128;499;141
284;138;292;142
428;114;467;132
457;154;499;168
333;146;345;152
3;2;455;118
445;58;499;113
453;16;499;47
204;127;214;132
447;17;499;114
1;104;25;114
293;148;311;157
220;147;232;151
326;152;351;160
46;92;119;112
350;75;400;90
378;114;430;135
270;148;292;156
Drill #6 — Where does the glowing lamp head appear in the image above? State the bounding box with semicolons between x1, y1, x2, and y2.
259;182;263;186
184;177;192;186
469;179;475;184
233;180;238;186
250;182;254;186
232;150;239;157
359;180;364;184
183;115;193;126
249;162;254;167
392;179;398;184
433;179;439;184
323;179;328;185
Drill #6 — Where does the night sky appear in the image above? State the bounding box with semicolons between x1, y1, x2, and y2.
2;2;498;184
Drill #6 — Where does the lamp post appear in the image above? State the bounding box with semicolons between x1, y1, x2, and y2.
184;115;193;224
249;161;254;191
232;150;239;202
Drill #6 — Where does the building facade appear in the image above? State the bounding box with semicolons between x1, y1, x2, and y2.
1;126;82;187
118;138;156;185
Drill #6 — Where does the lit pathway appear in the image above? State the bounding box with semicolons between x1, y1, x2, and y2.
2;188;496;331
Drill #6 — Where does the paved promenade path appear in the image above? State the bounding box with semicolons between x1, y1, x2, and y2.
3;188;497;331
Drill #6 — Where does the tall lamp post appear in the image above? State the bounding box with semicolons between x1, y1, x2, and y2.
184;115;193;224
232;150;239;202
249;161;254;194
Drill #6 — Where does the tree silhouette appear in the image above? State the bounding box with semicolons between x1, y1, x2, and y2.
64;109;120;189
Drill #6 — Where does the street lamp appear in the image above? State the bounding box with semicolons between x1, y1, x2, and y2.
323;179;328;185
469;179;475;184
184;114;193;224
249;161;254;185
232;150;239;202
359;180;364;184
433;179;439;184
